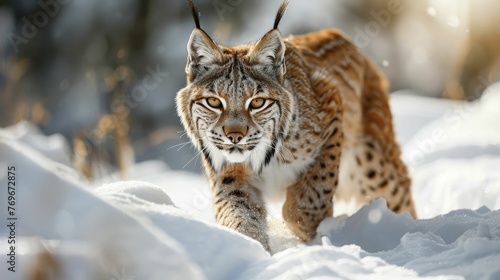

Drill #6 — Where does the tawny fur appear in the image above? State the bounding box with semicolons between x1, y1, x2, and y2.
177;1;415;250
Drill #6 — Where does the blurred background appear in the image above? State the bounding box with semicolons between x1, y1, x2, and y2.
0;0;499;180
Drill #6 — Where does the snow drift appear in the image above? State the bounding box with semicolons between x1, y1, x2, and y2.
1;86;500;279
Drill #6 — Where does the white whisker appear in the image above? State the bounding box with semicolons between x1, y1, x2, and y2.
167;141;193;151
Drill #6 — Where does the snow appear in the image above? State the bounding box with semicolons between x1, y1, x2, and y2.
317;200;500;279
1;86;500;279
395;85;500;219
97;181;175;206
0;139;204;280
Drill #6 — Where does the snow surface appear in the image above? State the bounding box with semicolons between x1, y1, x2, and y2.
1;86;500;279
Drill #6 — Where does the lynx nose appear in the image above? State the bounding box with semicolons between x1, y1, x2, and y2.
223;126;248;144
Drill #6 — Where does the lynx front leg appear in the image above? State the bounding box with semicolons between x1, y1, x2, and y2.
210;164;269;250
283;129;342;241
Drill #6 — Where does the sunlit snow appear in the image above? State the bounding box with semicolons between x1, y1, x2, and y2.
1;86;500;279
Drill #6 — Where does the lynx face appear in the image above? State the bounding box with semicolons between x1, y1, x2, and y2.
176;28;295;173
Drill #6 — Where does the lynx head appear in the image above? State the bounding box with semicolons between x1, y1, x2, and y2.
176;0;292;173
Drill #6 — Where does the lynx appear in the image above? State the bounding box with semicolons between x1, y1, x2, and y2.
176;0;416;250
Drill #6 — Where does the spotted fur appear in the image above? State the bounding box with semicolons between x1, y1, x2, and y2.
176;0;415;250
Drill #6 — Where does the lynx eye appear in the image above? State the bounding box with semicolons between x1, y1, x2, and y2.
249;98;265;110
206;97;222;109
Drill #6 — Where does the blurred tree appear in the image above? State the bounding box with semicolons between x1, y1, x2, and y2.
446;0;500;100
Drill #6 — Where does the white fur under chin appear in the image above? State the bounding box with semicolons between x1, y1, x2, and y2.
222;150;251;163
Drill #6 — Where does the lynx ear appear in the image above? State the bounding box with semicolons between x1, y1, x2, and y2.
249;29;286;80
186;29;223;82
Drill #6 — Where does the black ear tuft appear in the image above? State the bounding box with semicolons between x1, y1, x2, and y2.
273;0;289;30
187;0;201;29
